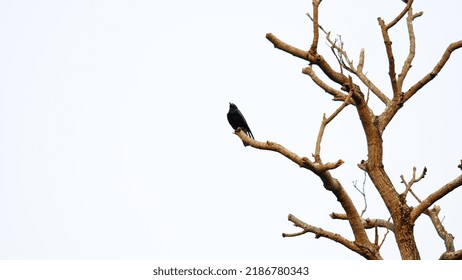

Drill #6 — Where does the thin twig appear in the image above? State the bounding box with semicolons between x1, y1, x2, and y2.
400;166;427;199
307;12;389;104
352;170;368;217
378;217;392;249
314;88;353;161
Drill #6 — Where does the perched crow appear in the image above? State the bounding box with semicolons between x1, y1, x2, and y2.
227;102;254;146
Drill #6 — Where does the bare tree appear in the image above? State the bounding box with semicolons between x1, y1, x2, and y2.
233;0;462;259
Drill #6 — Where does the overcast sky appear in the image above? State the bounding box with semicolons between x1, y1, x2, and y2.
0;0;461;260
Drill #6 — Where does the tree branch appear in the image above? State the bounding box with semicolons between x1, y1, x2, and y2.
284;214;382;259
266;33;348;87
378;17;398;97
266;33;309;61
312;20;389;104
411;174;462;222
309;0;321;53
314;89;353;162
386;0;414;30
282;229;308;238
352;170;368;217
330;212;394;232
426;205;455;254
284;214;356;247
234;129;344;172
399;172;458;256
378;219;392;249
234;129;377;249
403;40;462;103
326;37;389;104
397;8;423;92
301;66;349;102
400;166;427;199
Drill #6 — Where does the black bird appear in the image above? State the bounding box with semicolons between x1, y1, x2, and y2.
227;102;254;146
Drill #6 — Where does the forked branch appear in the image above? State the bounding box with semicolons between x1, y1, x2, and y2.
234;129;343;172
400;170;460;258
313;88;353;162
400;166;427;199
234;129;375;249
306;13;389;104
266;33;348;87
284;214;382;259
411;174;462;222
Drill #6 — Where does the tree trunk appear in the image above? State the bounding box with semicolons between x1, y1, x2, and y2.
364;120;421;259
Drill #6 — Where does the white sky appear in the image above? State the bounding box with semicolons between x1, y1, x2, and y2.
0;0;461;260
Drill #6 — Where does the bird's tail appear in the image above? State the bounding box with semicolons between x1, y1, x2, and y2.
242;130;254;147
